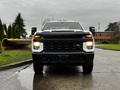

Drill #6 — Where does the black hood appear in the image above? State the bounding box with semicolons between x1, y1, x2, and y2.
37;31;90;37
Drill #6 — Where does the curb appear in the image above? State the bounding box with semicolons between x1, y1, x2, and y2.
0;59;33;71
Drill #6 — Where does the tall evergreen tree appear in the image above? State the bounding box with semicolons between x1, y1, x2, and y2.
12;24;20;38
7;25;12;38
13;13;27;38
0;19;4;40
15;25;20;38
12;24;17;38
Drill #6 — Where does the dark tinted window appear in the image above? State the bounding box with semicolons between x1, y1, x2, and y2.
42;22;83;30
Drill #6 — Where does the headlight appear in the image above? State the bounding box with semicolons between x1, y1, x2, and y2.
86;41;93;46
33;42;41;49
33;42;40;47
86;41;93;49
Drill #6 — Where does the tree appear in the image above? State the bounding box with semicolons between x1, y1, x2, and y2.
105;22;119;32
0;19;4;40
7;25;12;38
13;13;27;38
12;24;20;38
12;24;18;38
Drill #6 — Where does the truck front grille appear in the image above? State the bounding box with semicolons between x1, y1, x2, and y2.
44;42;83;52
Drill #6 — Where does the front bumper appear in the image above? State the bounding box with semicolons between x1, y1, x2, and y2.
32;51;94;65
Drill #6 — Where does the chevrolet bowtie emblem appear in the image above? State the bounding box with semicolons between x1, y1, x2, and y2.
76;44;80;47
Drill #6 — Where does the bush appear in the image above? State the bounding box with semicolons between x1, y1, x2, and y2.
101;41;111;44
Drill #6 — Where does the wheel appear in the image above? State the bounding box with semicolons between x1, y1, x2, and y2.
33;63;43;74
33;62;43;74
82;64;93;74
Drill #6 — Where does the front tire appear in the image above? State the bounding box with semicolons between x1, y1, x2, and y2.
33;62;43;74
82;64;93;74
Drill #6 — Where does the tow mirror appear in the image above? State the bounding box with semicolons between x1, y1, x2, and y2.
89;27;95;35
31;27;37;35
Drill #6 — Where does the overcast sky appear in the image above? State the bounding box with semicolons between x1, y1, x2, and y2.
0;0;120;35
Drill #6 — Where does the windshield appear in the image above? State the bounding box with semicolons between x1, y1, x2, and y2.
42;22;83;30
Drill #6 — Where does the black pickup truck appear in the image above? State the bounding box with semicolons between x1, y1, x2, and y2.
32;21;95;74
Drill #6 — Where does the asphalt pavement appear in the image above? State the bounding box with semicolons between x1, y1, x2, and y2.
0;48;120;90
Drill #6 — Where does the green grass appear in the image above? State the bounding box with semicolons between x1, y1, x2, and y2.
0;50;32;66
96;44;120;51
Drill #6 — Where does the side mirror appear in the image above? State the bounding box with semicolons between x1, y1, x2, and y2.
31;27;37;35
89;27;95;35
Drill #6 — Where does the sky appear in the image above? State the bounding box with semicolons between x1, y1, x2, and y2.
0;0;120;35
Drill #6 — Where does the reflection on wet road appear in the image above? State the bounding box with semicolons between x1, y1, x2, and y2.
0;48;120;90
34;66;93;90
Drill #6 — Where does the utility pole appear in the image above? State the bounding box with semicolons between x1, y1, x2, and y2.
98;23;101;32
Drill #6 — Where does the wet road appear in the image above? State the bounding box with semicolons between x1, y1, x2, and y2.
0;48;120;90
